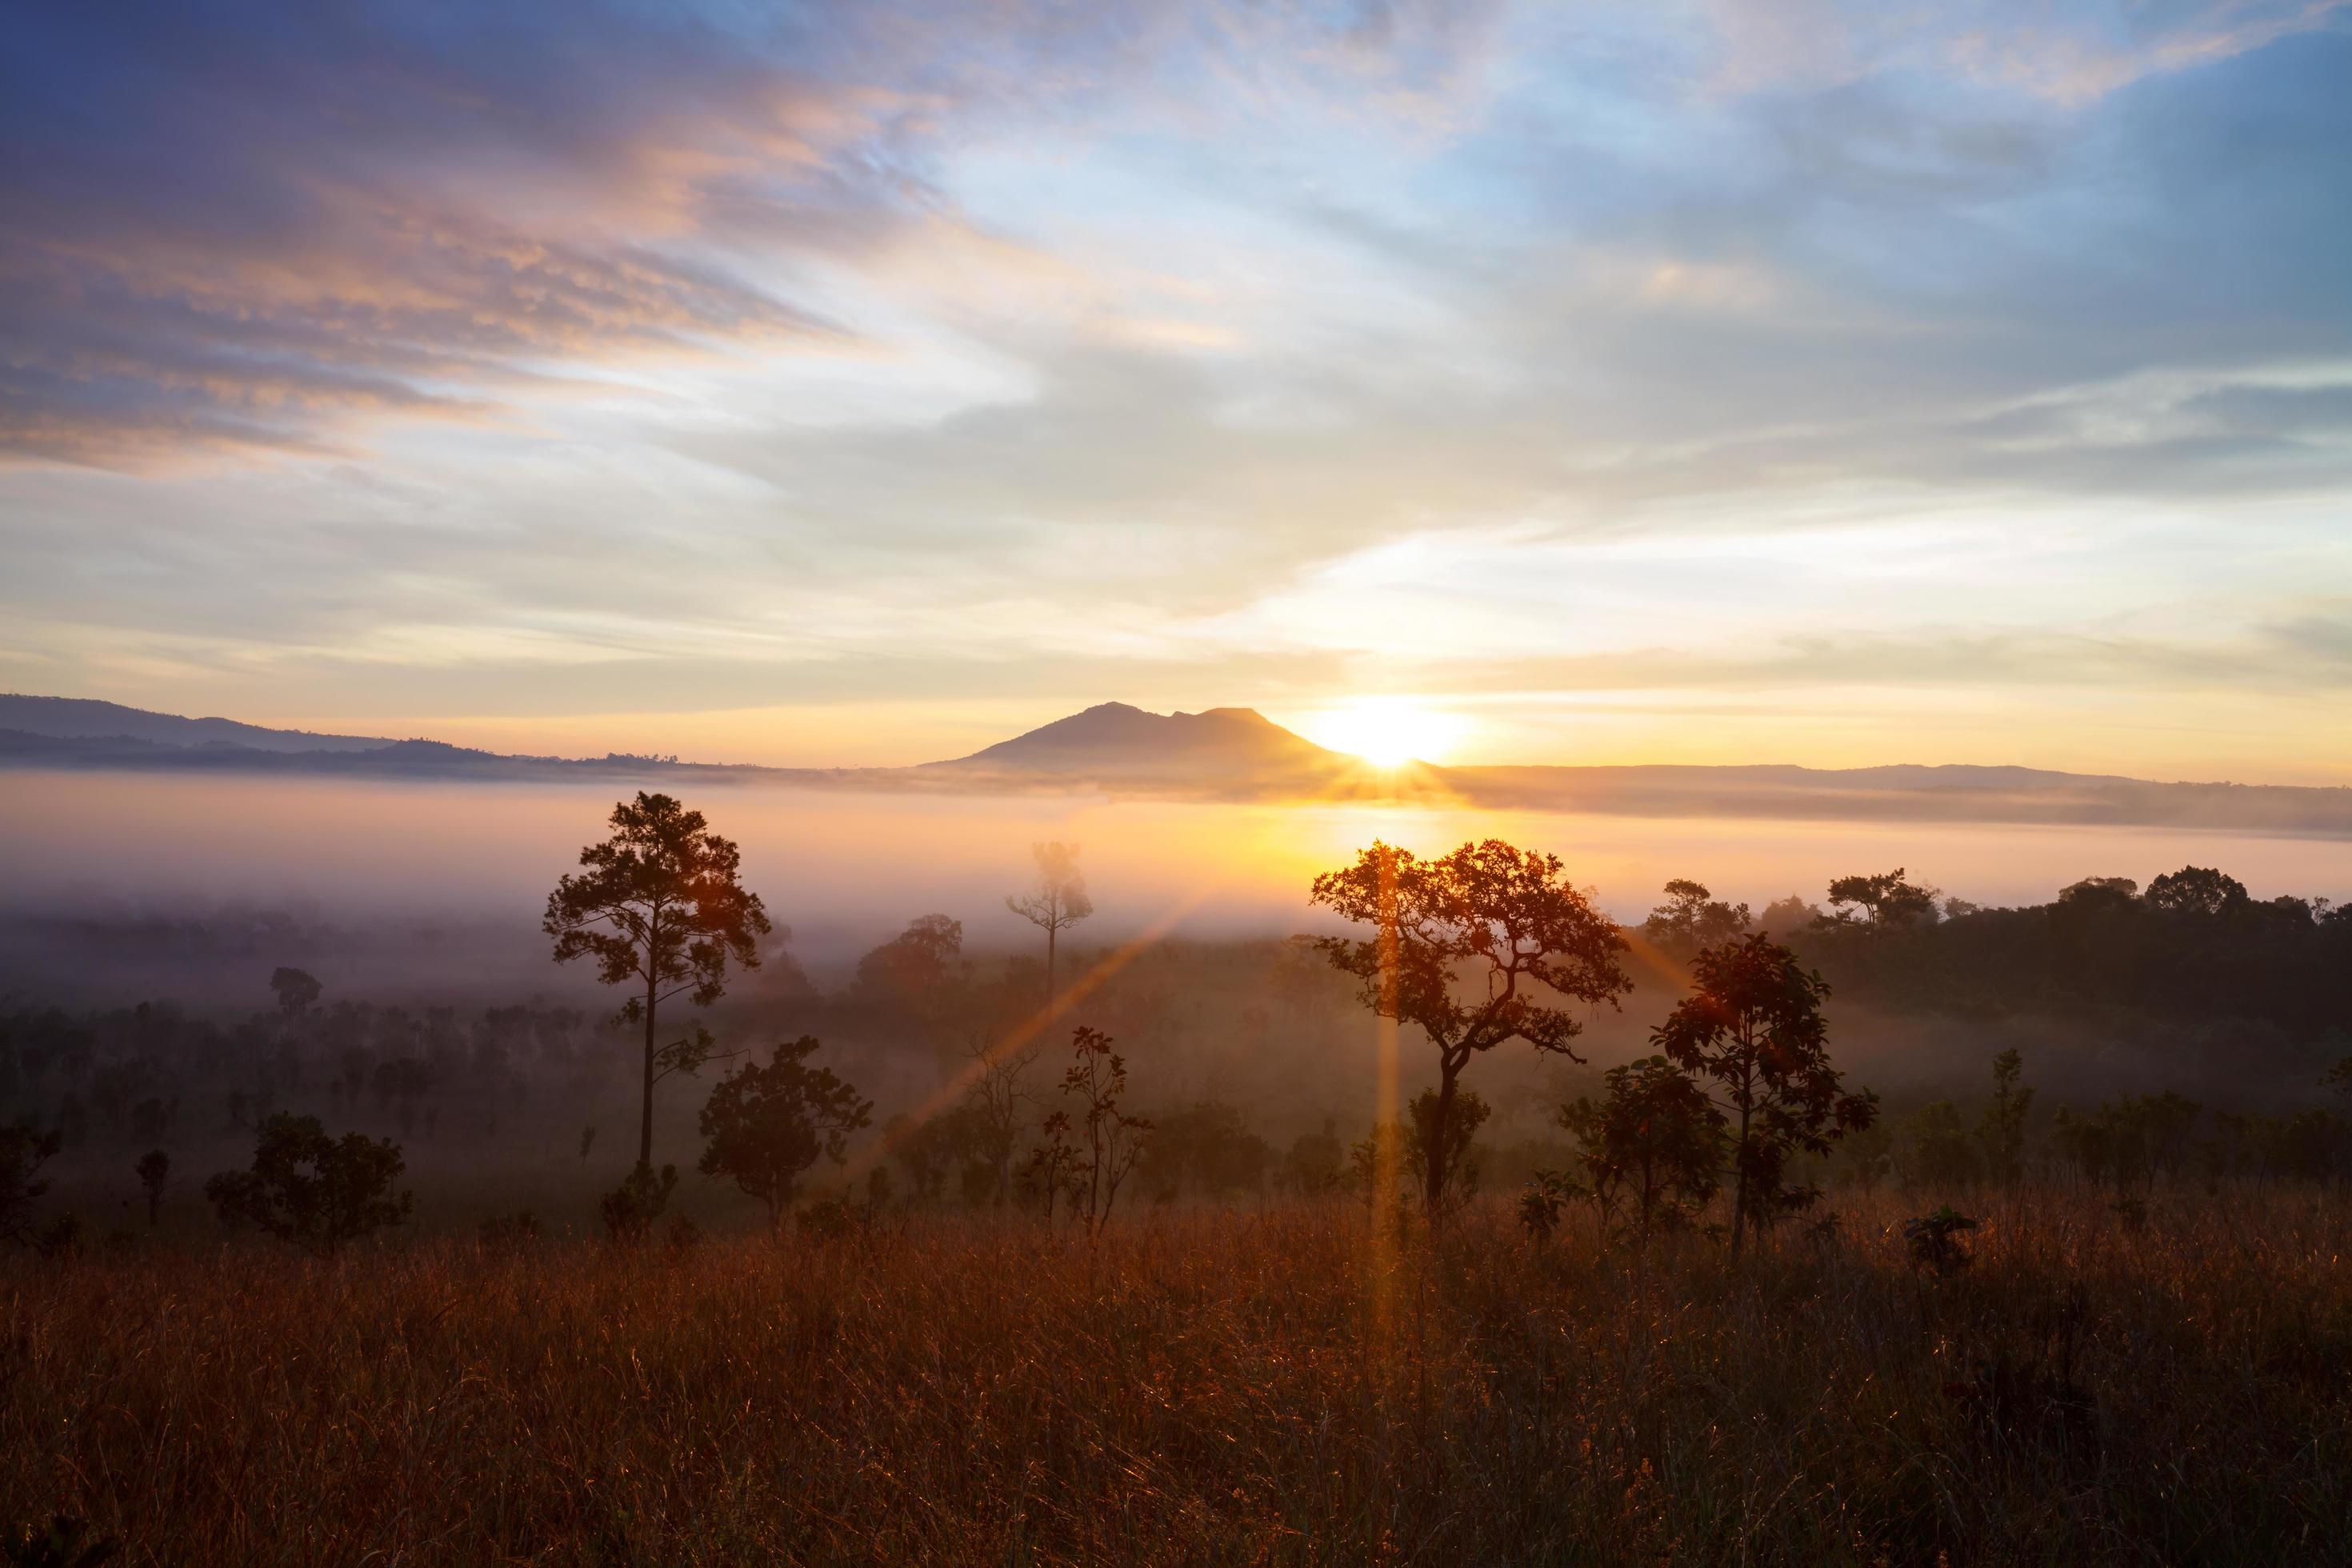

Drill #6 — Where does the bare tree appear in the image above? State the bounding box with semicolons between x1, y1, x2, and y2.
1006;842;1094;1006
958;1027;1042;1206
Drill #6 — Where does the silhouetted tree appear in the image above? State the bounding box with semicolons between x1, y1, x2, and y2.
1642;880;1752;960
269;966;321;1020
545;792;772;1169
1979;1048;2034;1185
1049;1025;1150;1234
1282;1118;1346;1196
2;1121;67;1250
134;1150;170;1227
1556;1055;1725;1239
598;1161;678;1242
954;1027;1040;1206
203;1114;412;1254
697;1036;874;1233
1823;868;1938;928
1652;934;1877;1258
1006;842;1093;1006
1310;839;1632;1210
2145;865;2249;916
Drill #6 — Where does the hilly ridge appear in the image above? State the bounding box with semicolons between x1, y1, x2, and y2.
4;693;2348;834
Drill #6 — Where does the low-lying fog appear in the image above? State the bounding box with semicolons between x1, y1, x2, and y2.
4;768;2350;1006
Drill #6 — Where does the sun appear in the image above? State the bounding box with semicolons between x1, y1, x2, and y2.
1302;698;1470;768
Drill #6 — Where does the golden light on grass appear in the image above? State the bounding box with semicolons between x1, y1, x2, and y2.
1300;698;1470;768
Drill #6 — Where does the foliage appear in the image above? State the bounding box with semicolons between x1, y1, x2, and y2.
1050;1026;1151;1235
1556;1055;1725;1240
2050;1092;2202;1190
1309;838;1632;1210
268;967;321;1019
1640;880;1752;960
1280;1119;1346;1197
1136;1101;1271;1202
544;791;772;1166
1896;1101;1981;1190
2144;866;2248;916
1653;934;1878;1257
598;1161;678;1243
1794;864;2352;1041
202;1114;412;1254
1903;1205;1979;1276
2;1122;74;1255
1823;867;1940;928
1518;1168;1581;1242
696;1036;874;1232
134;1149;169;1227
1978;1048;2034;1185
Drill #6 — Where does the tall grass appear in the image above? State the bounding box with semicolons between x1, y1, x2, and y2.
6;1186;2350;1564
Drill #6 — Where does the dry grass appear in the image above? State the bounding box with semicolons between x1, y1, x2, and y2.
6;1186;2350;1565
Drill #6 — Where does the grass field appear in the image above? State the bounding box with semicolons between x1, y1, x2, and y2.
6;1186;2350;1565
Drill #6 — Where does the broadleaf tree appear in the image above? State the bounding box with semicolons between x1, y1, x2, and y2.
1651;934;1877;1257
544;792;772;1168
1309;838;1633;1212
698;1035;874;1233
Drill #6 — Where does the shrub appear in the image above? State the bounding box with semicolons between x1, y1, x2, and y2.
1904;1205;1979;1276
202;1114;412;1255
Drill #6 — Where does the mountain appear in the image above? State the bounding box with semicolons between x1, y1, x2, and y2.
4;693;2349;834
926;702;1352;788
0;694;390;754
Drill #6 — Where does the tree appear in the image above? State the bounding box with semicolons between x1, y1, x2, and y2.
270;966;322;1020
953;1026;1041;1206
1641;880;1752;960
1006;842;1094;1006
2144;865;2249;916
1404;1085;1490;1207
203;1114;412;1254
1039;1025;1150;1234
1978;1048;2034;1185
1556;1055;1725;1240
1282;1118;1346;1196
2;1121;68;1251
1652;934;1877;1258
545;792;772;1169
696;1036;874;1233
854;914;965;1003
135;1149;170;1227
1896;1102;1980;1189
1309;839;1633;1210
1823;868;1938;928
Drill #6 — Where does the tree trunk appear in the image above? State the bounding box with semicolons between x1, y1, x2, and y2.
1425;1058;1458;1212
1046;922;1058;1008
1730;1086;1754;1260
640;970;658;1170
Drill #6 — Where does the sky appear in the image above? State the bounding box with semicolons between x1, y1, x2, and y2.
2;0;2349;781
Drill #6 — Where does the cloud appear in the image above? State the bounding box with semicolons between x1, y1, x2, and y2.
0;1;1511;466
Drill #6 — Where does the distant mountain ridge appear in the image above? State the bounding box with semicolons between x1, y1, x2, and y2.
0;694;391;754
4;693;2349;834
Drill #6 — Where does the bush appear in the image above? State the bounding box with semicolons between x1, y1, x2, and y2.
202;1114;412;1255
598;1162;678;1243
1904;1205;1980;1277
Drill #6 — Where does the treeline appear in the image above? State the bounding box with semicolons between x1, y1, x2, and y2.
1646;864;2352;1045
